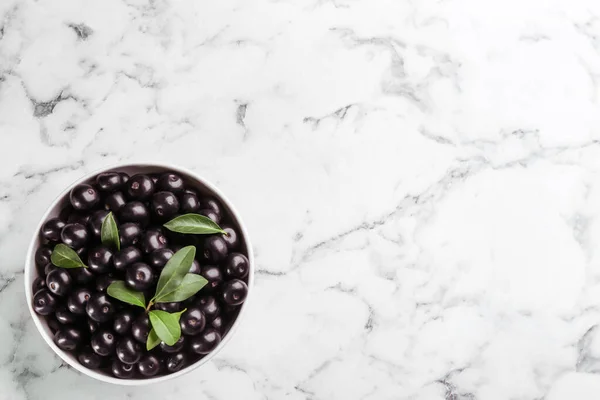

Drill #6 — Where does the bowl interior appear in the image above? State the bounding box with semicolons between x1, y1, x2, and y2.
25;163;253;385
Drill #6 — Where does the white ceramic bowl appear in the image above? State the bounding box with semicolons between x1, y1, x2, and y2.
24;163;254;385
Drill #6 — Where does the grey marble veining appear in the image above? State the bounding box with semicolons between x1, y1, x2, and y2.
2;0;600;399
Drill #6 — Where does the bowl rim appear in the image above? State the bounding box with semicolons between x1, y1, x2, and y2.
24;162;254;385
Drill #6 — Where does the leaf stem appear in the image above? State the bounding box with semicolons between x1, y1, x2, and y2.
145;300;154;313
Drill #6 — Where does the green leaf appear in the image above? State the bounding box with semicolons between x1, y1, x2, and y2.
146;328;161;351
101;212;120;251
153;246;196;301
155;274;208;303
149;310;184;346
163;213;226;235
106;281;146;308
50;244;87;268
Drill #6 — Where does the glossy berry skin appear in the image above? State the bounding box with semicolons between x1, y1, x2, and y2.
88;247;114;274
224;253;250;279
104;191;127;212
33;289;57;315
95;274;117;293
55;305;78;325
87;319;100;334
151;191;180;220
131;314;150;343
211;315;224;333
35;246;53;273
86;293;116;323
188;259;201;275
160;336;185;353
119;223;142;247
96;172;123;192
126;174;155;201
54;326;83;351
166;352;186;373
119;201;150;227
140;229;168;254
67;212;91;226
222;279;248;306
116;336;142;364
203;236;228;263
112;360;135;379
44;263;57;276
70;184;100;211
32;276;46;294
113;246;142;271
78;346;103;369
197;296;220;322
41;218;66;243
61;223;89;249
148;248;173;270
91;328;117;356
180;307;206;336
71;267;94;285
201;197;222;217
154;302;180;313
125;262;154;291
200;265;223;291
119;172;130;184
138;354;161;377
113;310;136;335
67;287;92;315
180;191;200;213
157;173;185;193
221;225;240;250
88;210;109;238
189;328;221;355
198;208;220;224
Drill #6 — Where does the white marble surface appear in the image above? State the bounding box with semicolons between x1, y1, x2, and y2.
2;0;600;398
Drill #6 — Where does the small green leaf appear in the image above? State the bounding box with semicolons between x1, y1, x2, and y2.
163;213;226;235
153;246;196;302
106;281;146;308
155;274;208;303
146;328;161;351
50;244;87;268
149;310;183;346
101;212;120;251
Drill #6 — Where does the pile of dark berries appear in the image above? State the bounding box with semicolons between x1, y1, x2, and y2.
32;170;250;379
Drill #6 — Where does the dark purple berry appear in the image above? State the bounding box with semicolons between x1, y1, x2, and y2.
104;191;127;212
197;296;220;321
138;354;161;377
71;266;94;285
201;197;222;217
126;174;154;200
67;287;92;315
160;336;185;353
67;212;90;226
203;236;228;263
119;223;142;247
154;302;180;313
113;310;136;335
70;184;100;210
198;208;220;224
91;328;116;356
148;248;173;270
113;246;142;271
61;223;89;249
221;225;240;250
32;276;46;294
86;293;115;323
180;307;206;336
88;210;109;238
87;319;100;334
188;259;201;275
55;305;78;325
131;314;150;343
151;191;180;220
33;289;57;315
88;247;114;274
166;352;186;373
78;346;104;369
157;173;185;193
95;274;118;292
125;262;154;291
200;265;223;291
116;336;142;364
112;360;135;379
224;253;249;279
44;263;57;276
180;191;200;213
54;326;83;351
222;279;248;306
211;315;224;333
96;172;123;192
119;172;130;184
189;328;221;354
119;201;150;227
35;246;52;273
41;218;66;243
140;229;168;254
